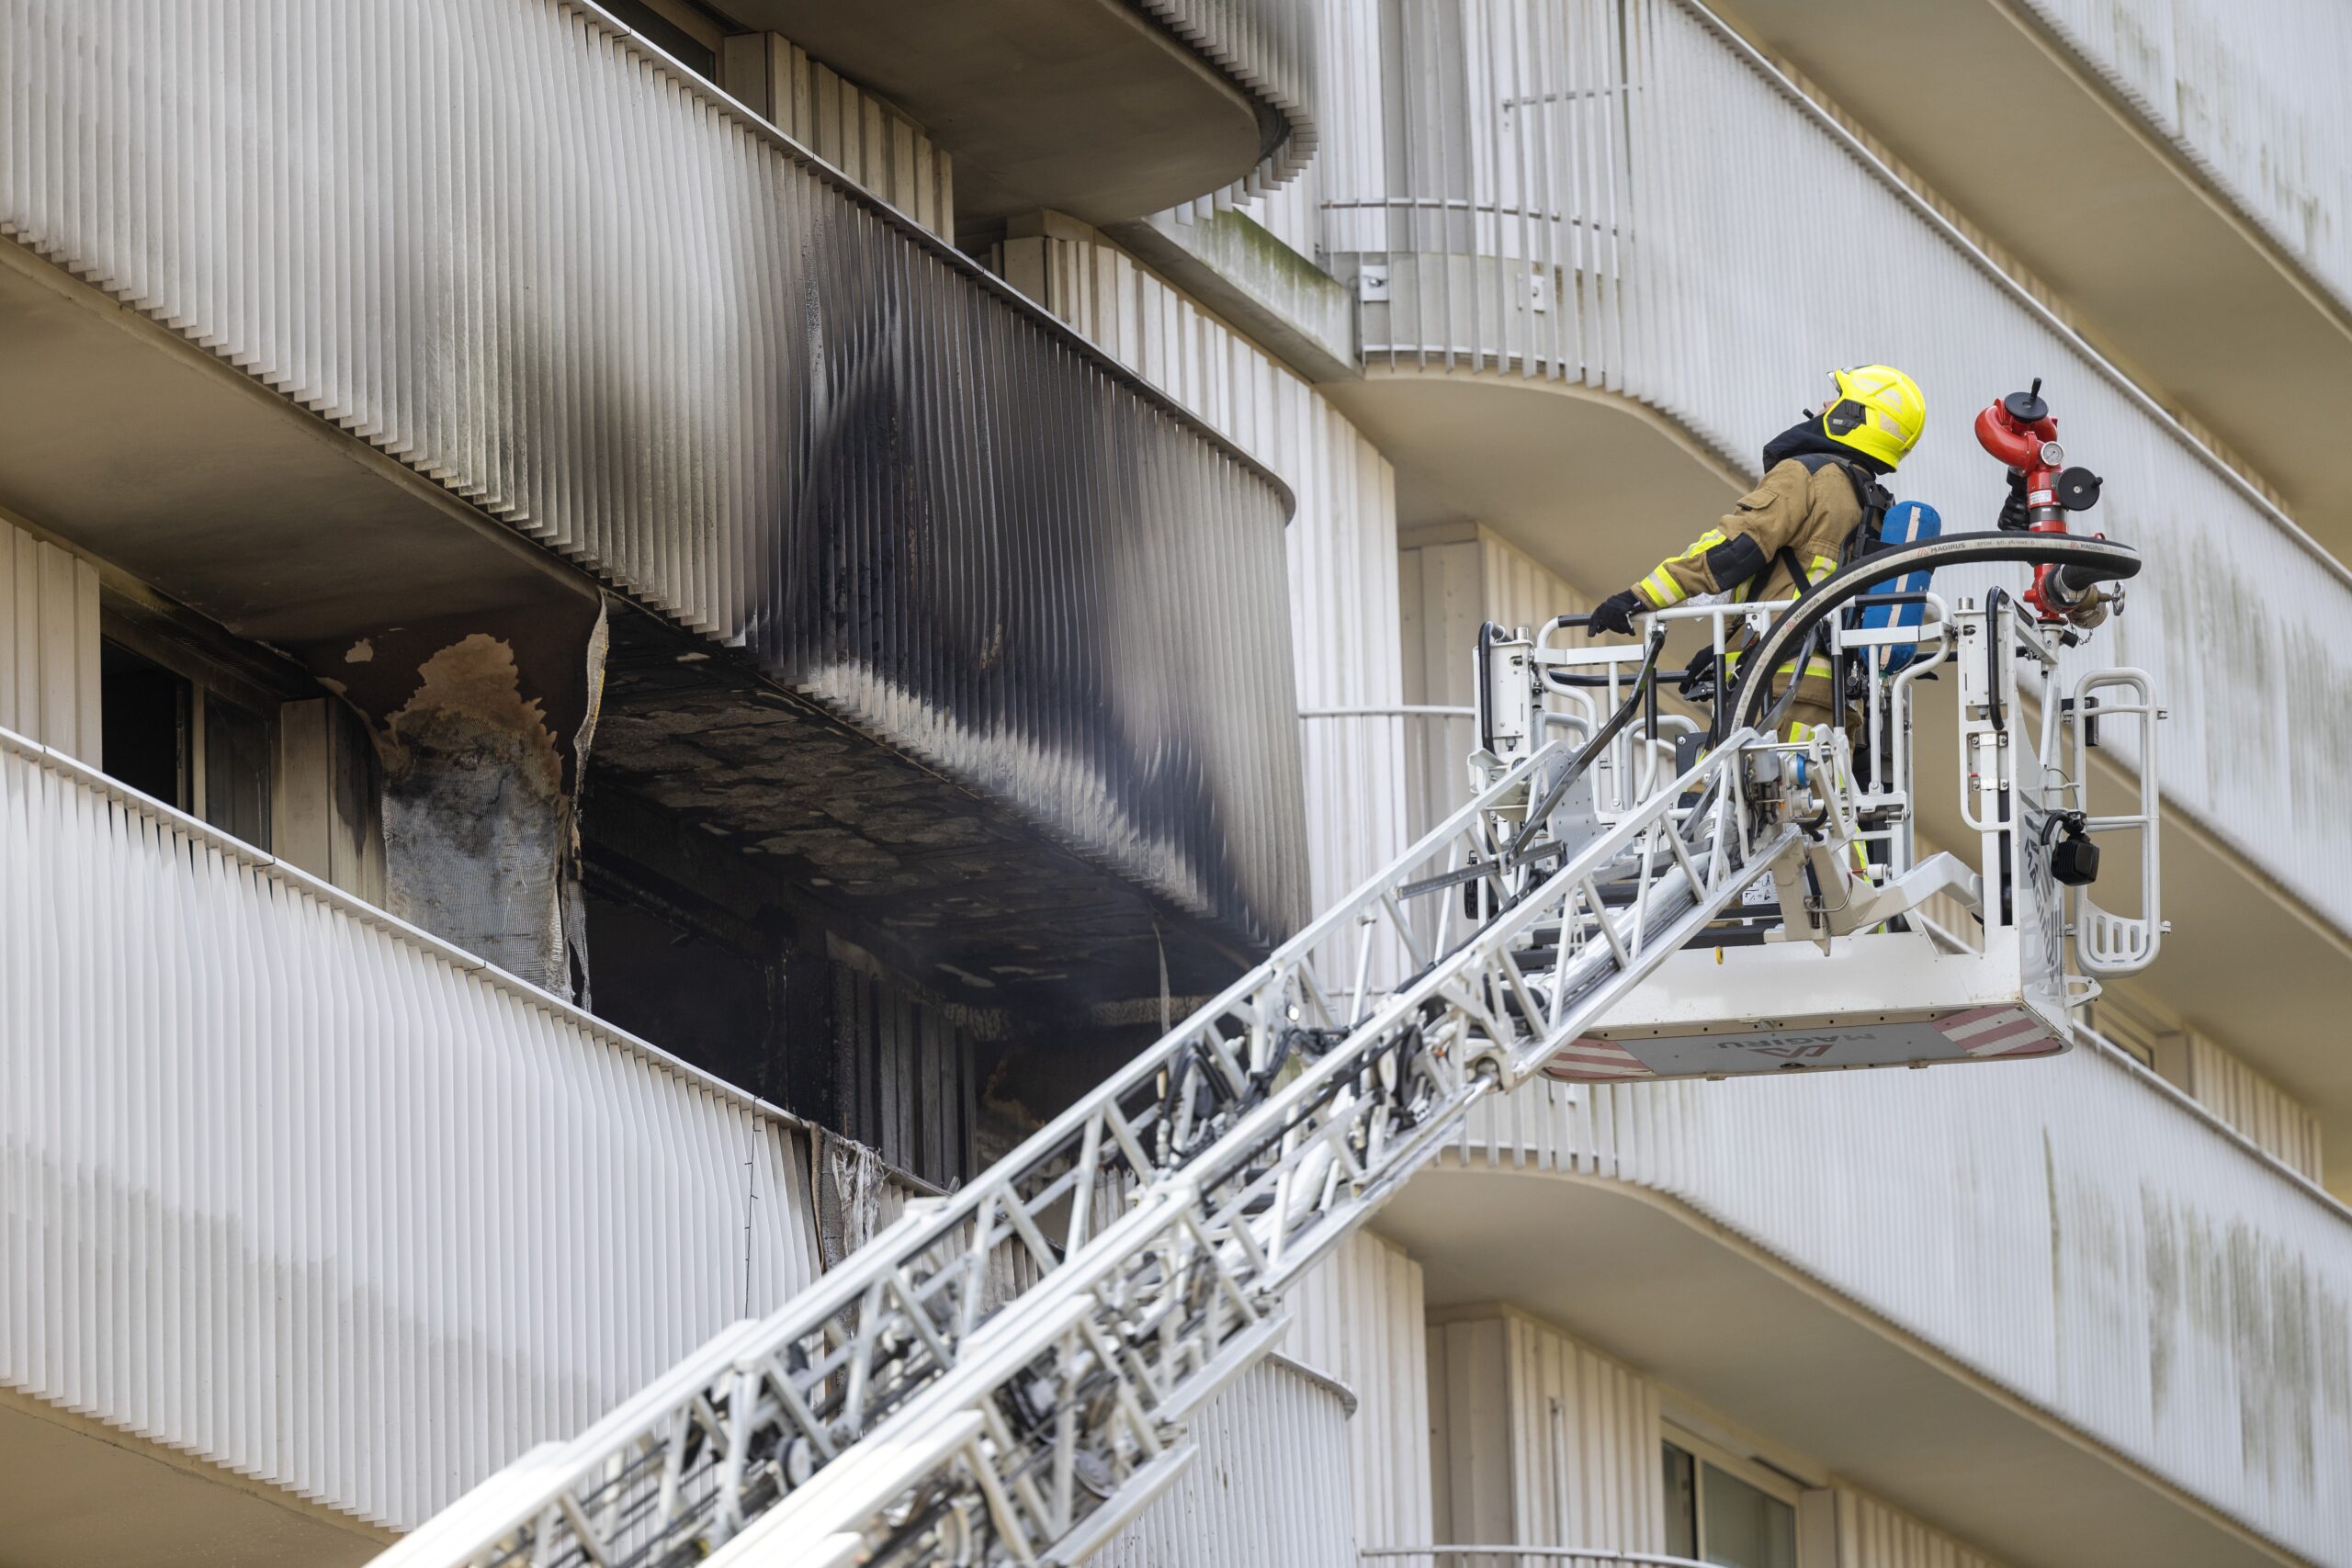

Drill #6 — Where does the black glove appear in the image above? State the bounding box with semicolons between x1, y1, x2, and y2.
1589;588;1645;637
1997;468;2030;532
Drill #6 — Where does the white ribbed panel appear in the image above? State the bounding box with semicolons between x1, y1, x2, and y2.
1834;1488;2009;1568
1132;0;1320;206
1399;525;1601;840
1452;1038;2352;1564
1290;1232;1436;1554
2181;1033;2326;1187
1320;0;2352;938
719;31;954;238
0;728;824;1532
1097;1357;1360;1568
1499;1314;1664;1554
2018;0;2352;316
0;515;99;765
1429;1308;1664;1555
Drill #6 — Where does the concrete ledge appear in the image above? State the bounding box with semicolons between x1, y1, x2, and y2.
1111;209;1360;383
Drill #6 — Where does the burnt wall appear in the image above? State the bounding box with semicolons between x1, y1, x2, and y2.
4;0;1311;965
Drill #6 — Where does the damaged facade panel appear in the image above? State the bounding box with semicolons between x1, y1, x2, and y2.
0;0;1311;958
311;604;610;995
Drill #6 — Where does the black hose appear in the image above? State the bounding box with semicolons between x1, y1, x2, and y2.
1508;627;1666;861
1725;532;2142;734
1983;587;2008;736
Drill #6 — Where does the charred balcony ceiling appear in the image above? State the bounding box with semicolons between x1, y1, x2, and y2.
0;0;1308;1003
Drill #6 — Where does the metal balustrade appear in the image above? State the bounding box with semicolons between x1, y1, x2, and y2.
0;0;1308;951
1447;1019;2352;1564
0;725;828;1530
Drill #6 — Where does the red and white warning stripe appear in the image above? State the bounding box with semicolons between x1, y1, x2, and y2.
1937;1005;2061;1059
1543;1035;1657;1081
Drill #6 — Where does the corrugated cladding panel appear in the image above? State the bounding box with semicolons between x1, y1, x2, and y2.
1003;222;1410;927
2184;1032;2326;1187
0;515;98;764
1321;0;2352;938
1428;1306;1662;1555
0;728;824;1531
1131;0;1321;205
1096;1357;1359;1568
1453;1040;2352;1565
1289;1231;1435;1553
1835;1488;2010;1568
2018;0;2352;316
0;0;1307;948
1500;1313;1664;1553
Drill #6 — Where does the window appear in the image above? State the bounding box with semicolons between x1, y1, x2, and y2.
1663;1439;1799;1568
100;616;284;851
202;693;274;846
100;639;190;808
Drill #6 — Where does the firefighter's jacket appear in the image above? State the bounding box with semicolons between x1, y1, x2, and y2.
1631;454;1867;718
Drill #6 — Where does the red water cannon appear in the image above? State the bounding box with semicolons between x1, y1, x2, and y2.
1973;378;2108;621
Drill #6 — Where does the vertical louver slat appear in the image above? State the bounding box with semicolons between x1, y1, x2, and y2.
1098;1358;1362;1567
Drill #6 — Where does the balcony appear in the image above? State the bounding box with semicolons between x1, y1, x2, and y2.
1376;1028;2352;1568
1313;0;2352;1117
0;726;837;1562
1712;0;2352;555
0;0;1307;1000
721;0;1317;229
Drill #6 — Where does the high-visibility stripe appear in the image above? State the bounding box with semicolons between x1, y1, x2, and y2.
1726;651;1837;682
1637;528;1733;608
1638;568;1686;608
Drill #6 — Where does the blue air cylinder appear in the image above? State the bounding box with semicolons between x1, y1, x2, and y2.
1860;501;1941;670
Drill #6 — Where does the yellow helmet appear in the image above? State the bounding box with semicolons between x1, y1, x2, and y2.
1821;364;1926;469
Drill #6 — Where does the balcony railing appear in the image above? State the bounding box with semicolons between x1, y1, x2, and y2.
0;725;828;1531
1133;0;1321;201
1450;1003;2352;1563
0;0;1308;952
2018;0;2352;318
1317;0;2352;939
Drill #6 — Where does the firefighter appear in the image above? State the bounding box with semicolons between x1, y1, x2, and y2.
1588;365;1927;741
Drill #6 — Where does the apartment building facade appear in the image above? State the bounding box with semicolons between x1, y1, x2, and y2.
2;3;2347;1568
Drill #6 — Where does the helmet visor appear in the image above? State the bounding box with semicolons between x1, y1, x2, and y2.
1824;397;1869;437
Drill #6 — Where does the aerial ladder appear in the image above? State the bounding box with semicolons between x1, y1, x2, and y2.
378;389;2165;1568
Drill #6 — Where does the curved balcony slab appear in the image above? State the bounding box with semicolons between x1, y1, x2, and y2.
1317;0;2352;1090
0;0;1308;985
0;729;826;1544
1714;0;2352;551
1379;1039;2352;1568
725;0;1315;225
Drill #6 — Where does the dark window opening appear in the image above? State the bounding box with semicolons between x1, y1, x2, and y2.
583;878;785;1100
100;639;190;809
580;824;979;1190
1663;1443;1699;1560
204;697;275;846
